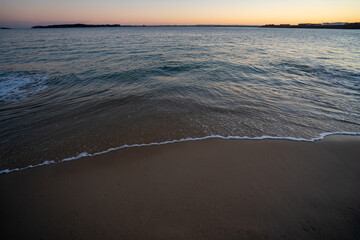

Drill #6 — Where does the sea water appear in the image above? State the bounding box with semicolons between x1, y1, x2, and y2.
0;27;359;171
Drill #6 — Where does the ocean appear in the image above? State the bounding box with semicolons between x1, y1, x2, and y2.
0;27;359;172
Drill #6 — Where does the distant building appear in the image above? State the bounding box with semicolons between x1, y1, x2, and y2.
263;22;360;29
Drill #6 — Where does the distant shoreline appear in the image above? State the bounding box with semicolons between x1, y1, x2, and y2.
30;23;360;29
31;24;257;29
262;23;360;29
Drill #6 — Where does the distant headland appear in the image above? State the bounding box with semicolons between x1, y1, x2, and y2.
32;24;123;28
0;27;10;29
31;24;256;28
31;22;360;29
262;22;360;29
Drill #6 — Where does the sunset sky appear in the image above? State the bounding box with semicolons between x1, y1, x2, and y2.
1;0;359;27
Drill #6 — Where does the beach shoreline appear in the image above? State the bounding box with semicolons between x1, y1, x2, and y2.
1;135;360;239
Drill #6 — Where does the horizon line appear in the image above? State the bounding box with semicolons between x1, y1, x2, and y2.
5;24;262;29
2;21;359;29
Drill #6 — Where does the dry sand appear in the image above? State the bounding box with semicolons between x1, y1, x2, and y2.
1;135;360;239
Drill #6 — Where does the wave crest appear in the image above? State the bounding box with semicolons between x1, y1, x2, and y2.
0;72;48;102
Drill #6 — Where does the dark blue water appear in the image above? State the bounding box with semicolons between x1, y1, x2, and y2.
0;27;360;170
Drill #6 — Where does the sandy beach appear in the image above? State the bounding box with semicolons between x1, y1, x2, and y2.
1;135;360;239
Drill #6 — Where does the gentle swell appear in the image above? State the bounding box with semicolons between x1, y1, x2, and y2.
1;131;359;175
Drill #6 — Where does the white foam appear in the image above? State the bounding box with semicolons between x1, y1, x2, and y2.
1;131;359;175
0;72;48;102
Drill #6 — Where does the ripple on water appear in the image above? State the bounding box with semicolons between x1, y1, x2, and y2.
0;72;48;103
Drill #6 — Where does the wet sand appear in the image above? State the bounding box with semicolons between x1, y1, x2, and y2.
1;135;360;239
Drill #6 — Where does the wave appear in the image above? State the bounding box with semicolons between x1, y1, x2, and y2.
0;72;48;102
1;131;359;175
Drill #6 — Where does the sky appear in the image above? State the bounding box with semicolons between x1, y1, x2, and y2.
0;0;359;28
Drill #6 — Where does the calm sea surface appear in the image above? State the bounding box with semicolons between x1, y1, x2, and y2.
0;27;359;170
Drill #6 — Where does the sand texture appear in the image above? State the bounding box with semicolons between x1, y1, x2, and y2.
1;136;360;239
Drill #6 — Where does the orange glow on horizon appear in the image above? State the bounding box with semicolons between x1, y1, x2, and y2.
0;0;359;27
